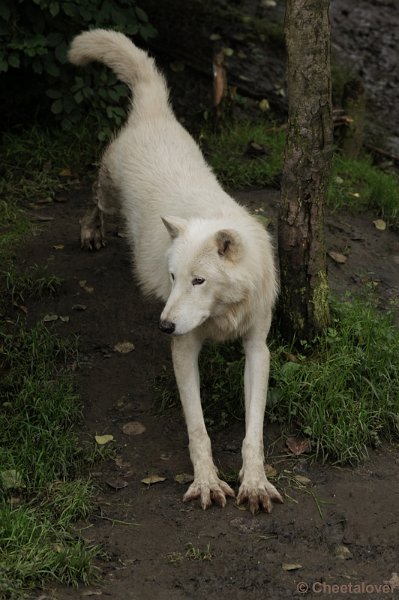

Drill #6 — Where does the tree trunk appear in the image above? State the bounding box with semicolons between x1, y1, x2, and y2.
278;0;333;342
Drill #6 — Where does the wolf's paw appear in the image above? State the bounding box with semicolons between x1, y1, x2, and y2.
80;222;106;251
183;476;235;510
237;475;283;515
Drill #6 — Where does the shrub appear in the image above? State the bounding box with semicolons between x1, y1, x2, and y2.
0;0;156;137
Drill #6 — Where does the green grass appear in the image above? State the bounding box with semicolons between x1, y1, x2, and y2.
0;120;102;206
0;320;99;598
202;120;399;227
0;125;101;599
156;294;399;465
329;153;399;227
202;121;286;188
270;295;399;463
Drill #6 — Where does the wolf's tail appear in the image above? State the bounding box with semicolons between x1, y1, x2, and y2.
68;29;169;114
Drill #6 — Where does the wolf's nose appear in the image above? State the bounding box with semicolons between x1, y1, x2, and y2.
159;319;175;334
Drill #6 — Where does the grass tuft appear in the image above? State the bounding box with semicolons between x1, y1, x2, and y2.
329;153;399;227
156;294;399;464
202;121;286;188
202;120;399;227
270;295;399;463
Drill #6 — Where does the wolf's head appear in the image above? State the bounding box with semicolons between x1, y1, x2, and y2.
159;216;250;336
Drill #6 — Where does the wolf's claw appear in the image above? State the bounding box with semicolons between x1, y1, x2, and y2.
237;477;283;515
183;477;235;510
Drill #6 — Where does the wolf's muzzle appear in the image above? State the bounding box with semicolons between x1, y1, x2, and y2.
159;319;175;334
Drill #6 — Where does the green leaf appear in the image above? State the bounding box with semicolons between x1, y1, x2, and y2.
49;1;59;17
135;6;149;22
8;53;20;68
44;56;60;77
51;98;64;114
55;41;67;64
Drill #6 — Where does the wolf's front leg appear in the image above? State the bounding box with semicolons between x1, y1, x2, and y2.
171;334;235;509
238;323;283;514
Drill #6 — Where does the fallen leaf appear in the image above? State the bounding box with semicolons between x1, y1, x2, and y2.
245;141;268;158
286;436;310;456
79;280;94;293
59;167;72;177
334;544;353;560
223;47;234;57
328;250;348;264
81;590;103;597
373;219;386;231
106;478;128;490
209;33;221;41
283;352;298;363
348;192;360;198
116;231;127;238
282;563;302;571
32;214;55;222
1;469;25;490
293;475;312;486
114;456;131;469
59;315;70;323
174;473;194;484
53;244;64;250
259;98;270;112
264;464;278;477
141;475;166;486
122;421;146;436
95;434;114;445
34;197;53;205
43;313;58;323
72;304;87;311
334;175;344;185
114;341;135;353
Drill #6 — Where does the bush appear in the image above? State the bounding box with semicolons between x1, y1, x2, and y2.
0;0;156;137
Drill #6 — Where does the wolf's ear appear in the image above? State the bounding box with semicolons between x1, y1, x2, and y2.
161;216;187;239
215;229;242;261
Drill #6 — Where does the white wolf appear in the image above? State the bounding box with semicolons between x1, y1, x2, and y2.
69;29;283;514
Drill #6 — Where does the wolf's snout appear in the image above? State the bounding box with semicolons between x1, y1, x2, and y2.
159;319;175;334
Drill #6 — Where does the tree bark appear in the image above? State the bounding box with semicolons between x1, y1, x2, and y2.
278;0;333;341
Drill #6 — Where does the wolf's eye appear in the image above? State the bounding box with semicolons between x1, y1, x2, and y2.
192;277;205;286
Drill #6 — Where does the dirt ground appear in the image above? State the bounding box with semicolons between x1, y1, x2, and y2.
13;0;398;598
20;186;398;600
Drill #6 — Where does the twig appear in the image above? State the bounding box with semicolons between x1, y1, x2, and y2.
364;143;399;164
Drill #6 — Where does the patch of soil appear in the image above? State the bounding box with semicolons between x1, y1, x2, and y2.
20;185;399;600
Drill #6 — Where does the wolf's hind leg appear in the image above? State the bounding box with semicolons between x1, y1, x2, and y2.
80;182;105;251
80;164;118;251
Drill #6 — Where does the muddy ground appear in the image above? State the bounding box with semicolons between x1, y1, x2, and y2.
21;187;399;600
13;0;399;598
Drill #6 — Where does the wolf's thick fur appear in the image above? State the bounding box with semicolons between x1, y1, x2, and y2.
69;29;283;513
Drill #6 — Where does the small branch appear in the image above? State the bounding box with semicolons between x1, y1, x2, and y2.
364;143;399;164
